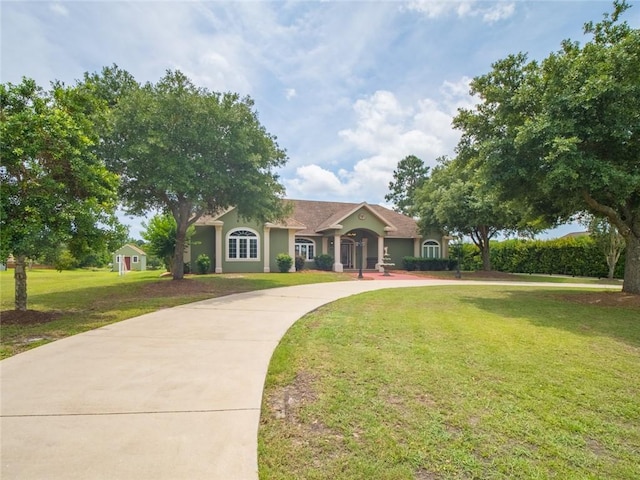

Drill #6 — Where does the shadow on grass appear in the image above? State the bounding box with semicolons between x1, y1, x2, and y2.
459;288;640;349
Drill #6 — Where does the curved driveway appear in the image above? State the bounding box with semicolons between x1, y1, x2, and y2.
0;278;619;479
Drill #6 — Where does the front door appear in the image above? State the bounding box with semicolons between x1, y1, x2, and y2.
124;256;131;270
340;242;354;268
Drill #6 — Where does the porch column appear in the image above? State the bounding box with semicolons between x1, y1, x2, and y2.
414;238;421;257
288;229;296;272
263;226;271;272
333;233;343;272
214;224;223;273
377;236;384;273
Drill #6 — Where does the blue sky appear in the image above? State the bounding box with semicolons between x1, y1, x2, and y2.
3;1;638;238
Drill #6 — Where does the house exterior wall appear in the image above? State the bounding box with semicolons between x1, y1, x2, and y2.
269;229;290;272
338;208;387;236
384;238;414;266
190;226;216;273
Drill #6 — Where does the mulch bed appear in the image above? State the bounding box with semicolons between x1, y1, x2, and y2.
1;309;62;326
557;291;640;308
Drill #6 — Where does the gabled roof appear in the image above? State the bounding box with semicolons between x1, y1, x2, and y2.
286;199;419;238
195;199;421;238
116;244;146;255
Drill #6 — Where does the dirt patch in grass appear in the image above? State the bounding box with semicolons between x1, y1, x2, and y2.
267;371;318;422
139;277;220;297
1;309;62;325
557;291;640;308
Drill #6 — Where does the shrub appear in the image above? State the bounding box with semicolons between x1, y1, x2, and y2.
276;253;293;273
54;249;78;271
403;256;451;271
452;237;624;278
295;255;306;271
196;254;211;274
402;256;418;271
314;254;334;271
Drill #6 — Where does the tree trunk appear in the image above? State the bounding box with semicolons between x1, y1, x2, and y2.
480;244;491;271
607;261;616;280
14;255;28;311
172;212;190;281
622;234;640;294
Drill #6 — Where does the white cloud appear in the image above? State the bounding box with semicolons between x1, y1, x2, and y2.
285;88;297;100
406;1;516;23
49;3;69;17
286;81;474;203
483;2;515;23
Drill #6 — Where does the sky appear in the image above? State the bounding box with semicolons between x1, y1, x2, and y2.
3;0;638;239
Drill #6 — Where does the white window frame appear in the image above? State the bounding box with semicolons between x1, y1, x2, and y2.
116;255;121;263
422;240;441;259
132;255;139;264
226;228;260;261
294;238;316;261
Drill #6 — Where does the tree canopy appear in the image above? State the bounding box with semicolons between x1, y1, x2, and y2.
385;155;429;215
453;1;640;293
415;156;534;271
95;69;288;279
1;78;121;310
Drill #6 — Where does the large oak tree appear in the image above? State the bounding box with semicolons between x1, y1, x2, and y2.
99;70;288;279
454;1;640;293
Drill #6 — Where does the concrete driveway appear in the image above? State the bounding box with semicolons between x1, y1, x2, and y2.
0;279;619;479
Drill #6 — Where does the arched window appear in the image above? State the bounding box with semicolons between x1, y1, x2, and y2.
295;238;315;261
227;228;259;260
422;240;440;259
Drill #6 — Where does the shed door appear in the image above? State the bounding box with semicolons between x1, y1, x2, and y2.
124;256;131;270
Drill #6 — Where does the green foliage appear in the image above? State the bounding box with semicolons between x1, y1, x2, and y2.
141;214;194;272
453;2;640;291
588;216;626;278
314;254;334;271
402;256;455;271
53;249;79;271
276;253;293;273
294;255;306;272
456;237;625;278
0;77;121;310
195;254;211;275
415;156;540;271
384;155;429;215
97;68;288;280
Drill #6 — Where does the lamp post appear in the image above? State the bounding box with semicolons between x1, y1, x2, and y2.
357;238;364;279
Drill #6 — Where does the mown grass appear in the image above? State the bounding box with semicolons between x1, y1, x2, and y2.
259;285;640;480
0;268;351;358
410;269;624;284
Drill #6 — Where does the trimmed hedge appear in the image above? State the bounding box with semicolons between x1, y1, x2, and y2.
452;237;625;278
403;257;457;271
314;254;334;271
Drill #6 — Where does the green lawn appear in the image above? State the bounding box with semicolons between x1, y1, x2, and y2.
259;286;640;480
0;268;351;358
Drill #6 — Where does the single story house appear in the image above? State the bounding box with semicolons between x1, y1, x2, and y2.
112;244;147;272
187;199;448;273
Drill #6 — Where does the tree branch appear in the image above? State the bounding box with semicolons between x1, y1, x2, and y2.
582;190;631;237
